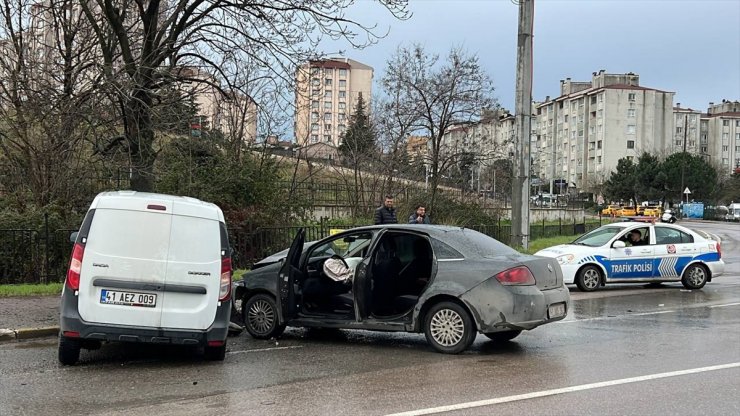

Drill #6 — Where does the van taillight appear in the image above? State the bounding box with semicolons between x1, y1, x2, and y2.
66;243;85;290
219;257;232;301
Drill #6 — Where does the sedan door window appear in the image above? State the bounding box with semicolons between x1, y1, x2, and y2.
572;227;624;247
654;228;693;245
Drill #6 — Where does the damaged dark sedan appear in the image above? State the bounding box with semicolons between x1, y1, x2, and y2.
234;225;570;354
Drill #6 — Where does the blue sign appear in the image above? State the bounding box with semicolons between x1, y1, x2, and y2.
683;203;704;219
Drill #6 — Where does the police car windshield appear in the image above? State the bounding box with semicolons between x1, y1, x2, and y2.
572;226;625;247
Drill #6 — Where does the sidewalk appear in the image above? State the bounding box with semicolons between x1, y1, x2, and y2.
0;295;60;342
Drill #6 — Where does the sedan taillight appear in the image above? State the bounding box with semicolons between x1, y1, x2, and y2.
495;266;536;286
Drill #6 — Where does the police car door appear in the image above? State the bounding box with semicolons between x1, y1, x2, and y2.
608;226;655;280
652;226;697;279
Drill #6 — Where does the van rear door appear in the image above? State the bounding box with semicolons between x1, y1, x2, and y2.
77;200;173;328
159;201;222;330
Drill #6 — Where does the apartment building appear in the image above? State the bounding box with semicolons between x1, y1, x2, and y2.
294;58;373;146
406;135;430;162
702;100;740;174
439;108;516;166
672;104;703;155
534;71;674;193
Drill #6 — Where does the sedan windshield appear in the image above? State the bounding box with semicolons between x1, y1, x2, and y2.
572;226;625;247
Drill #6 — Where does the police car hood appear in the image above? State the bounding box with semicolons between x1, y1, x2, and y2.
534;244;578;257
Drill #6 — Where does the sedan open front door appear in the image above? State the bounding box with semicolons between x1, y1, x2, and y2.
277;229;305;323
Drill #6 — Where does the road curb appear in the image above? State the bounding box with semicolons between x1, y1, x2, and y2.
0;326;59;342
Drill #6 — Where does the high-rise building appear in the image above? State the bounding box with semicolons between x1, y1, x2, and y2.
534;71;674;193
702;100;740;174
294;58;373;146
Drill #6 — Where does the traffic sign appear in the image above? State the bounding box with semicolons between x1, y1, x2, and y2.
683;187;691;194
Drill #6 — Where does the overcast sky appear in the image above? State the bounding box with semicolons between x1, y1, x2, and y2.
321;0;740;112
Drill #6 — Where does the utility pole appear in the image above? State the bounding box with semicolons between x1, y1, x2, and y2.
680;114;688;204
511;0;534;249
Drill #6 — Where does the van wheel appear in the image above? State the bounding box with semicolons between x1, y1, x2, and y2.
204;341;227;361
58;336;81;366
424;301;476;354
682;264;708;290
243;294;286;339
484;330;522;342
576;265;602;292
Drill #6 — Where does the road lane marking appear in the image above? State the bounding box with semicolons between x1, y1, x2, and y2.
627;310;676;316
385;362;740;416
709;302;740;308
227;345;303;354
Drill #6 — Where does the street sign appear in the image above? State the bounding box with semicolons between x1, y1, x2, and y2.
683;187;691;194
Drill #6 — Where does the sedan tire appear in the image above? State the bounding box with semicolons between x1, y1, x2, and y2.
576;265;602;292
681;264;708;290
423;301;476;354
484;330;522;342
243;294;286;339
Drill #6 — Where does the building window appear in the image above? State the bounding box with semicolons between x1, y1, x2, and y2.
722;158;729;165
339;80;347;88
736;146;740;152
339;69;347;77
591;96;597;104
627;140;635;149
338;113;346;121
325;78;332;86
675;140;682;146
598;109;603;118
324;124;331;131
676;127;683;134
311;135;318;143
597;140;602;149
736;133;740;141
628;93;636;101
597;156;602;163
311;78;320;86
311;100;319;109
701;146;707;153
312;89;321;96
324;112;331;121
627;125;636;134
723;120;729;126
311;123;318;131
311;112;319;121
736;120;740;127
324;101;332;109
723;145;729;152
723;133;729;140
311;68;320;75
324;135;331;142
338;124;346;132
628;109;636;118
338;102;346;110
598;93;604;102
324;91;332;98
339;91;346;99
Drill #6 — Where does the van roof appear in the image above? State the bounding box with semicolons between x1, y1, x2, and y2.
90;191;225;222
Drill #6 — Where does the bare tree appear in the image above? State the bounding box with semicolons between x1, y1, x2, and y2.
0;0;111;207
73;0;410;191
381;45;496;211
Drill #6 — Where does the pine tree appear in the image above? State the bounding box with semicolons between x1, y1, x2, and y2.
339;93;375;157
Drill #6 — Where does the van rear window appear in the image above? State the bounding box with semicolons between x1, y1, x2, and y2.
86;210;172;260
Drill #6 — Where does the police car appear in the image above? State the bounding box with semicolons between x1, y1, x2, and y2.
535;222;724;291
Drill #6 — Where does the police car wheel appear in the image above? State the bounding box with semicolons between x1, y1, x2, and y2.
681;264;708;290
576;265;602;292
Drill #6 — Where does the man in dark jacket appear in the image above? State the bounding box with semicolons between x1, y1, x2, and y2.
374;195;398;224
408;205;431;224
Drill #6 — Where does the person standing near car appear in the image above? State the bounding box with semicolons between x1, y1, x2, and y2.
408;205;431;224
374;195;398;224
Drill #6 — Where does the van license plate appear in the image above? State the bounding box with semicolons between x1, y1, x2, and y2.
548;302;566;319
100;289;157;308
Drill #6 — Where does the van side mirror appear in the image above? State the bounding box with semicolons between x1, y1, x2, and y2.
69;232;78;244
613;240;626;249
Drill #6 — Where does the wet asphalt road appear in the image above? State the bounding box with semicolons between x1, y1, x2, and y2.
1;222;739;416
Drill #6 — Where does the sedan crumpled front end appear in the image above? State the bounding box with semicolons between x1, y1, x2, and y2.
460;256;571;333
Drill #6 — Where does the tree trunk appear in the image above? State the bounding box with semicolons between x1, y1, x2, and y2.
125;90;156;192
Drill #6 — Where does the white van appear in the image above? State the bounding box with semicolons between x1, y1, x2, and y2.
58;191;233;365
727;203;740;221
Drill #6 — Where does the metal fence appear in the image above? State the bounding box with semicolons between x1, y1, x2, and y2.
1;218;601;284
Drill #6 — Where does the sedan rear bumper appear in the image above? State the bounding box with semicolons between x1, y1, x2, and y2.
461;279;571;333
